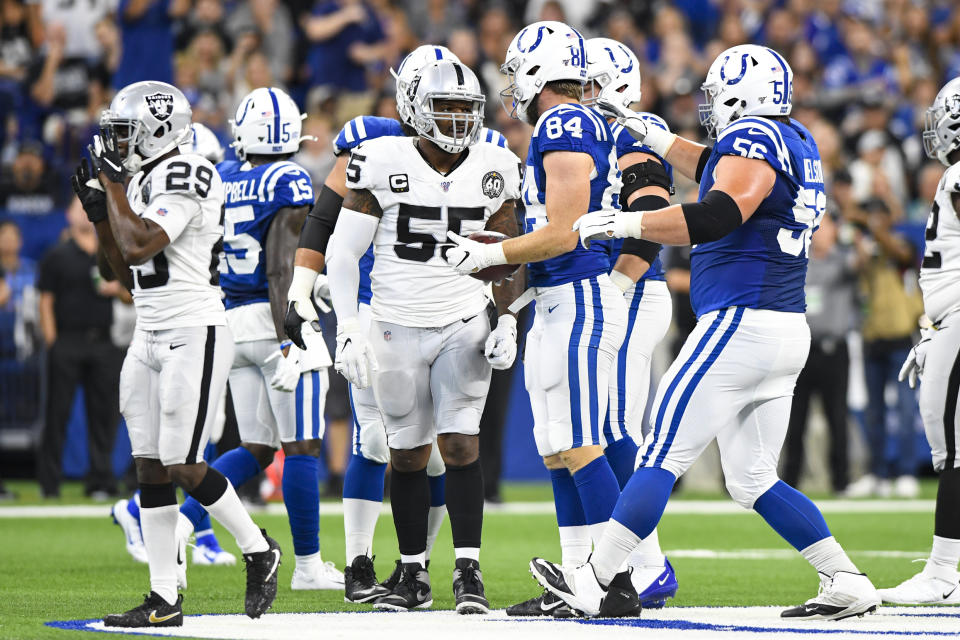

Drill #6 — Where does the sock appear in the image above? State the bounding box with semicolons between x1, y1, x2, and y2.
928;536;960;579
610;466;675;541
425;473;446;562
180;447;262;529
296;550;322;571
127;491;141;523
445;460;483;559
627;527;666;569
282;454;320;557
935;468;960;539
194;514;214;538
753;480;833;551
401;552;426;567
558;525;591;568
604;436;640;490
343;454;387;562
573;457;620;546
592;519;642;587
800;536;859;576
550;467;590;567
390;467;430;558
139;483;179;606
195;527;218;549
187;467;267;554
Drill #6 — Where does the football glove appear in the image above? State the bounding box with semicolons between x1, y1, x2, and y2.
313;273;332;313
335;317;378;389
898;331;933;389
444;231;506;276
572;209;643;249
265;344;302;392
484;315;518;370
595;99;677;158
71;158;107;223
88;124;126;184
285;266;321;350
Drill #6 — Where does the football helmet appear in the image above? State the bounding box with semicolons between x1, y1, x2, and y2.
699;45;793;138
584;37;641;109
179;122;224;164
100;81;192;172
410;60;485;153
499;21;587;124
231;87;310;160
392;44;460;128
923;77;960;167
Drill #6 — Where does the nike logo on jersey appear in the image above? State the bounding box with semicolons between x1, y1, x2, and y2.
148;610;179;624
547;304;559;313
169;343;186;350
462;315;477;323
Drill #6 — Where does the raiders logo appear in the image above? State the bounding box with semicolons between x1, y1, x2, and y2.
481;171;504;199
141;179;152;204
145;92;174;122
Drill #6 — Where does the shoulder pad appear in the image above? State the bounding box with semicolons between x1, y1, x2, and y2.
478;127;508;149
943;163;960;193
333;116;404;155
261;161;313;205
716;117;795;177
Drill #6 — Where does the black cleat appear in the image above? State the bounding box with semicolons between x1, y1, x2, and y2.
597;571;641;618
452;558;489;615
344;555;391;603
243;530;281;618
380;559;403;592
103;592;183;628
506;590;575;617
373;563;432;611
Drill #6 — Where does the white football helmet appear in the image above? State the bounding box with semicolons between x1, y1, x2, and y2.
100;81;193;172
179;122;224;164
923;77;960;167
410;60;485;153
392;44;460;128
231;87;309;160
584;37;641;109
699;44;793;138
500;21;588;124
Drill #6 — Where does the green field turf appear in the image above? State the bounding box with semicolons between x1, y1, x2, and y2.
0;491;937;640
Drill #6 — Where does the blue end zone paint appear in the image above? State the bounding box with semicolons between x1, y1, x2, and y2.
576;615;960;636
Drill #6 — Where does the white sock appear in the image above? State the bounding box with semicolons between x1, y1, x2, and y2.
425;505;446;562
558;525;591;569
628;527;665;569
344;498;381;563
401;552;425;568
800;536;859;577
296;550;322;571
588;522;607;548
141;504;179;606
592;519;640;587
175;512;194;542
204;481;268;554
455;547;480;562
927;536;960;579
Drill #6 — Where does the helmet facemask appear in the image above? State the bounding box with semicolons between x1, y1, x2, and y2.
699;84;744;139
923;98;960;166
100;112;147;172
498;57;526;121
415;94;485;154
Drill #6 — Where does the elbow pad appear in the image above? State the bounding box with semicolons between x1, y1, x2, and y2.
620;160;673;203
298;185;344;254
681;190;743;245
695;146;713;183
621;194;668;263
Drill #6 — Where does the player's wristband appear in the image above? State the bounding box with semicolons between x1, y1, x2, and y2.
643;125;677;159
609;269;635;293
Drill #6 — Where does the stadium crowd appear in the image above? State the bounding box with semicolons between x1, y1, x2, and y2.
0;0;956;498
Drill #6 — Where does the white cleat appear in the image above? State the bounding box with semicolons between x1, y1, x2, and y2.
110;499;148;564
529;557;605;617
291;561;346;590
192;542;237;566
878;568;960;605
781;571;881;620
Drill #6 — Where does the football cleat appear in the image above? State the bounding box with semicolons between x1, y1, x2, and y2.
344;555;391;603
103;591;183;628
452;558;489;614
291;560;345;590
632;558;678;608
110;499;148;564
530;558;605;617
192;533;237;566
242;530;281;618
373;563;432;611
781;571;881;620
380;559;403;592
878;568;960;605
505;590;575;617
597;571;641;618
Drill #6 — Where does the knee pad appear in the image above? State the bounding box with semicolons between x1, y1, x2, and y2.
374;370;416;418
356;421;390;465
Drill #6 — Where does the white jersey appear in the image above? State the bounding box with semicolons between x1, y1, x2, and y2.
920;162;960;324
126;153;226;330
345;136;521;327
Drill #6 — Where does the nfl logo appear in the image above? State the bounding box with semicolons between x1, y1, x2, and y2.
440;181;453;192
145;92;174;122
383;330;392;341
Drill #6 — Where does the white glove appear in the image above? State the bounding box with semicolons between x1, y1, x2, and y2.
572;209;644;249
595;99;677;158
485;315;518;370
299;320;333;371
335;317;378;389
898;332;933;389
312;273;332;314
265;344;302;392
444;231;506;275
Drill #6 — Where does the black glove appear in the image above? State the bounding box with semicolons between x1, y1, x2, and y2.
284;300;322;351
71;158;108;224
87;124;126;184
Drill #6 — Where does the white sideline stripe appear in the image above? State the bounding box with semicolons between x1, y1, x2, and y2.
667;549;928;560
0;498;936;519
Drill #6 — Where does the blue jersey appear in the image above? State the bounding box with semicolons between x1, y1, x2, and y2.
332;115;508;304
522;103;620;287
217;160;315;309
608;113;671;282
690;116;826;316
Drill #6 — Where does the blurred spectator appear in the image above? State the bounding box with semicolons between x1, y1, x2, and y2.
112;0;190;90
0;0;34;154
176;0;231;53
406;0;466;45
294;113;336;185
783;213;857;494
0;219;38;359
35;200;122;499
225;0;294;87
32;0;115;60
908;162;944;223
0;142;67;215
849;130;908;213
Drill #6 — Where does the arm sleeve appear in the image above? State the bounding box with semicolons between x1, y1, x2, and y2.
327;208;379;323
141;193;200;244
297;184;344;253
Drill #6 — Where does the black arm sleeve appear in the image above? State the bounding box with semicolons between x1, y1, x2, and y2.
620;160;673;203
297;184;344;254
694;146;713;183
620;194;668;263
681;189;743;245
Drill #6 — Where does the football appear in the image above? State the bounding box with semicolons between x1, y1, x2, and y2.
467;230;521;283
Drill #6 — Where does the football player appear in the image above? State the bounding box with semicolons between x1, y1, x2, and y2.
445;22;635;617
530;45;882;619
72;81;280;626
879;77;960;605
172;87;344;591
326;59;523;613
283;45;510;603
